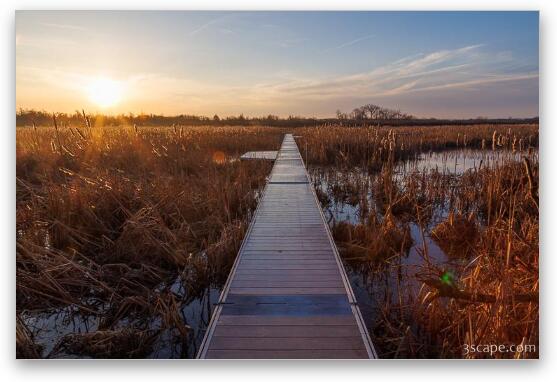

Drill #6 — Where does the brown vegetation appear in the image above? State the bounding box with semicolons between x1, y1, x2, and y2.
16;120;283;358
16;119;539;359
296;123;538;169
301;123;539;358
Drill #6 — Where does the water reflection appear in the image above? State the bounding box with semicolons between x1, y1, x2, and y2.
22;284;221;358
396;148;532;175
308;148;533;356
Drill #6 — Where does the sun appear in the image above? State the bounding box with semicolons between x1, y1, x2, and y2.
86;77;124;108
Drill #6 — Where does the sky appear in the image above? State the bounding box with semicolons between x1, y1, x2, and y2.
16;11;539;118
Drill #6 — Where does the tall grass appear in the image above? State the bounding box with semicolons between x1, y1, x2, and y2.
297;124;538;170
16;121;284;358
301;123;539;358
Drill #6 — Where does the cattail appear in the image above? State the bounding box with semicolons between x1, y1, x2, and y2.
52;113;63;154
75;127;87;140
82;109;91;130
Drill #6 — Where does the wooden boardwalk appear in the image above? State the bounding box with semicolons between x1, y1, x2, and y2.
240;150;278;160
197;134;376;359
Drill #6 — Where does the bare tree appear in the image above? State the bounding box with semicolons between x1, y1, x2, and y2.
339;103;414;121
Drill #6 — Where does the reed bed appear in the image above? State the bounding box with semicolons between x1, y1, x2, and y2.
16;120;539;359
301;123;539;358
297;124;538;170
16;120;284;358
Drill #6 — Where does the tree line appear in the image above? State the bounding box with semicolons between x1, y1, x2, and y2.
16;109;317;128
336;104;414;120
16;107;537;128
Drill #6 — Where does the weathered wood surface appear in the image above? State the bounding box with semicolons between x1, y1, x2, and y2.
240;151;278;160
197;134;376;359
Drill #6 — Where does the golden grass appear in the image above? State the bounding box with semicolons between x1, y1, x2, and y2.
16;119;539;359
301;123;539;358
296;123;538;169
16;122;284;358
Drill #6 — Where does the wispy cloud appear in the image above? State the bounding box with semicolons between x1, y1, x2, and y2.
321;33;375;53
276;37;308;48
187;14;233;37
15;35;80;48
253;44;537;101
40;22;88;32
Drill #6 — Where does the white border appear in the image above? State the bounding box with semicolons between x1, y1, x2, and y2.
3;1;553;381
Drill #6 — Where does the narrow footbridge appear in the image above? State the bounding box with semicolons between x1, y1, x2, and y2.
197;134;377;359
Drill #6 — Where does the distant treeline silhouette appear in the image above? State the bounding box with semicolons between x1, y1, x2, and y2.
16;108;538;128
336;104;415;120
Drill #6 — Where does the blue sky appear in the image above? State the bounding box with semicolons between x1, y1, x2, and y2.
16;11;539;118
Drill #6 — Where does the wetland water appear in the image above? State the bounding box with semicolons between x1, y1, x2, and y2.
309;147;537;357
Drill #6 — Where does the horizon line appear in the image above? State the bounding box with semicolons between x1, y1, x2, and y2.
15;107;539;121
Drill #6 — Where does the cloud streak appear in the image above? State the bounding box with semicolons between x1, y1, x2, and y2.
321;33;375;53
39;22;88;31
250;44;538;101
187;14;234;36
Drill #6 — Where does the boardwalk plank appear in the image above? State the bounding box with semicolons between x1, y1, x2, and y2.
213;325;361;338
217;315;358;326
209;337;366;350
205;349;368;359
228;287;347;295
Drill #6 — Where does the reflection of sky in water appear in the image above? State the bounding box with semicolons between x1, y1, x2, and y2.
150;284;221;358
22;282;221;358
22;306;99;358
396;148;533;175
320;188;455;333
309;148;528;339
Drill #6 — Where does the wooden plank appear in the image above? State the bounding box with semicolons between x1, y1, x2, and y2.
224;294;348;304
213;325;361;338
240;151;278;160
234;268;341;276
220;304;351;317
241;245;332;250
209;337;366;350
235;264;338;270
241;250;333;255
217;315;358;326
205;349;368;359
228;287;347;295
239;259;337;265
240;257;333;261
240;253;332;258
233;275;343;282
230;280;344;288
